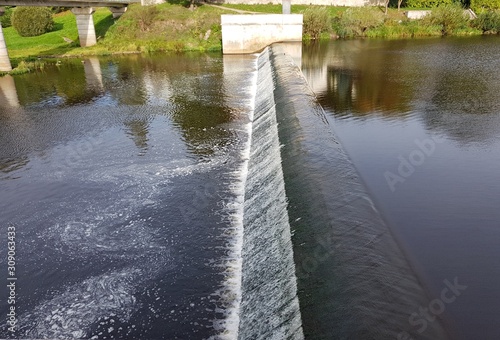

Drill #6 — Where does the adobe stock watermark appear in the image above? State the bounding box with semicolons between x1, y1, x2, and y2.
384;136;443;192
398;277;467;340
178;182;220;224
53;135;103;177
6;224;18;335
293;197;374;280
294;228;337;280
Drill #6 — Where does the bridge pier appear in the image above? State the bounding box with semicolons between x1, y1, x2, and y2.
71;7;97;47
0;9;12;72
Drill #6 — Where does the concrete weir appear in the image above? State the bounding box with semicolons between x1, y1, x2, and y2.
221;14;303;54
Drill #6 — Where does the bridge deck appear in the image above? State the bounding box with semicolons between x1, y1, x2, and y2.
0;0;140;7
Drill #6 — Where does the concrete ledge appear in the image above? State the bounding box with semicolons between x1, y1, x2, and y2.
405;10;431;19
221;0;383;5
222;14;302;54
405;9;476;20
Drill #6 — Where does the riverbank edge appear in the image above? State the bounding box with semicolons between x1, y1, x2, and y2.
1;3;494;75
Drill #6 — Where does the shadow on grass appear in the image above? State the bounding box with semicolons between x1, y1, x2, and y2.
166;0;208;8
30;13;115;57
95;13;115;38
52;22;64;32
167;0;191;7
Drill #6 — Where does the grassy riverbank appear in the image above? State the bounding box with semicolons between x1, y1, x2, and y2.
3;3;232;65
2;2;498;74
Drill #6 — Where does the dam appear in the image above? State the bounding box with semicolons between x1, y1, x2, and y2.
1;37;500;338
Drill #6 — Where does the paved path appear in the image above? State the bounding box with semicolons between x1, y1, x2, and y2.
203;3;259;14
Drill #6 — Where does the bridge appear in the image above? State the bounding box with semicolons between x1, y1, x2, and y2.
0;0;142;72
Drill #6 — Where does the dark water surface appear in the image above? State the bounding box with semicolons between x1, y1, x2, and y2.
0;35;499;340
302;36;500;339
0;53;254;339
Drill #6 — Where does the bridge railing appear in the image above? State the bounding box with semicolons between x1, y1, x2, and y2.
0;0;140;7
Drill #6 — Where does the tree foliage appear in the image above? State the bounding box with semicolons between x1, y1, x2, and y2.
405;0;453;8
11;6;54;37
0;6;14;28
303;7;331;39
473;10;500;32
470;0;500;10
335;7;384;38
423;3;469;35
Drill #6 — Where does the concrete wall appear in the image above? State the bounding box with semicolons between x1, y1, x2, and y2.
405;10;431;19
141;0;163;5
220;0;384;6
405;9;476;20
222;14;302;54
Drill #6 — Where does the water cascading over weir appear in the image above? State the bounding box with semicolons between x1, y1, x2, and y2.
232;44;449;339
237;48;304;339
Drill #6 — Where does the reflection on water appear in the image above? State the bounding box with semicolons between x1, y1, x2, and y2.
303;37;500;144
0;53;241;175
124;118;151;156
302;39;414;116
83;57;104;91
0;75;19;108
0;51;253;339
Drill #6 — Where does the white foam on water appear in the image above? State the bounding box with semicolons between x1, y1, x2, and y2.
208;55;259;340
47;219;170;261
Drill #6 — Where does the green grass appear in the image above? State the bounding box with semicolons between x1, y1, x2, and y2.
4;8;114;59
99;3;231;53
3;3;234;70
222;3;349;16
1;2;489;73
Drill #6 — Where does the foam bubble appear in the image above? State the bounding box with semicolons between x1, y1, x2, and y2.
17;268;141;339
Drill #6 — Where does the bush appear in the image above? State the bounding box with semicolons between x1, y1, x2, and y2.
424;3;469;35
303;7;331;40
473;10;500;32
0;7;13;28
335;7;384;38
470;0;500;10
366;18;443;37
11;7;54;37
405;0;453;8
129;5;159;32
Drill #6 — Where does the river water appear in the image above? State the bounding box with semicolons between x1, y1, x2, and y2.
0;36;499;339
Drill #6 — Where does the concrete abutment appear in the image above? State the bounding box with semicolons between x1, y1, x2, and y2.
0;10;12;72
221;14;303;54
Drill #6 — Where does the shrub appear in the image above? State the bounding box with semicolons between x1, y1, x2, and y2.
470;0;500;10
366;18;443;37
335;7;384;38
129;5;159;32
11;7;54;37
473;10;500;32
423;3;469;35
303;7;331;40
405;0;453;8
0;7;13;28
